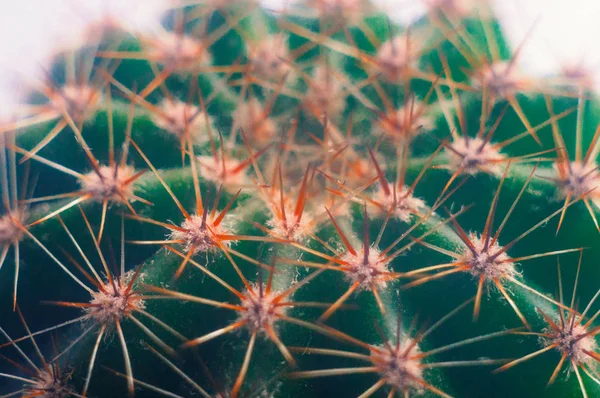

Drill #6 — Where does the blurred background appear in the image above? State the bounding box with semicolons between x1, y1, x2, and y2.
0;0;598;114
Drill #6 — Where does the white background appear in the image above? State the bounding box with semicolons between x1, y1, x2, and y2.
0;0;598;114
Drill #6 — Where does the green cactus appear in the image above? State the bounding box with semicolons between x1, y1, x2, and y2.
1;1;600;397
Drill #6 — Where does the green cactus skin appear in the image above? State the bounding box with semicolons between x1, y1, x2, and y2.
1;1;600;397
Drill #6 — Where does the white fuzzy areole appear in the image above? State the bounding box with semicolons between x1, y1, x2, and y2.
267;198;314;242
457;233;518;281
52;84;100;121
25;366;74;398
379;102;433;141
248;34;291;80
376;36;421;82
170;213;235;254
446;136;505;175
556;161;600;201
239;285;286;334
471;61;524;98
196;155;248;187
340;246;391;290
546;322;598;366
370;339;424;393
153;99;213;143
87;272;145;325
0;210;25;245
305;65;346;118
560;63;595;89
232;99;277;145
80;165;138;202
149;32;212;71
372;186;426;222
318;139;370;182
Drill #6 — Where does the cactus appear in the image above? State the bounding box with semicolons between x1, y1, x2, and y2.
1;1;600;397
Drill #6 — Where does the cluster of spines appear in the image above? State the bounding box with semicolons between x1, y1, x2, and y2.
0;1;599;397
